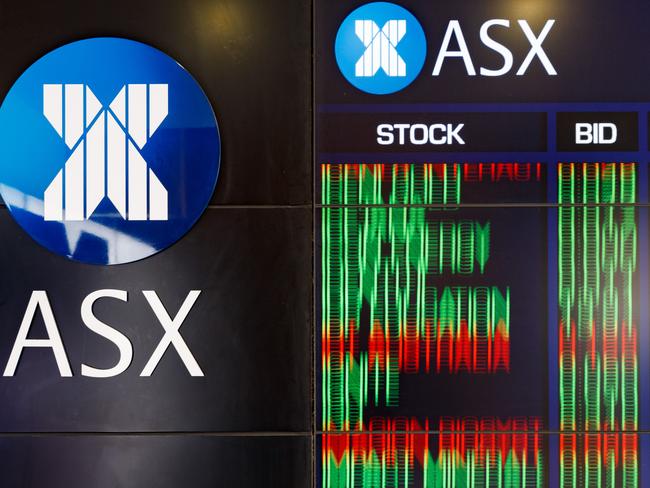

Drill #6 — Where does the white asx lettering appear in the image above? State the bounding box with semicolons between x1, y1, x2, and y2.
3;291;72;377
3;290;203;377
432;19;557;77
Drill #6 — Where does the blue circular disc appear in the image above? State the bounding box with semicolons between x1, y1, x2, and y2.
335;2;427;95
0;37;220;265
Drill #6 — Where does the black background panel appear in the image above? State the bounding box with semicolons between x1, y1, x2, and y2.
0;208;311;432
0;435;310;488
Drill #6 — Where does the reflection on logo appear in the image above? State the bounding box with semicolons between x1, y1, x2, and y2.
0;183;155;263
0;38;221;265
43;84;169;222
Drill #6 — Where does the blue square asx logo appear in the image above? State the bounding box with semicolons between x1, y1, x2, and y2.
335;2;427;95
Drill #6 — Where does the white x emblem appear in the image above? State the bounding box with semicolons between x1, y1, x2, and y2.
355;19;407;77
43;84;169;221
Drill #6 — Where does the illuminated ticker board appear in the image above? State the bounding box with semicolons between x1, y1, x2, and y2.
318;162;641;487
316;3;650;487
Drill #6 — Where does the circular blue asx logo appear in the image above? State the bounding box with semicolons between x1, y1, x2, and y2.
335;2;427;95
0;38;220;265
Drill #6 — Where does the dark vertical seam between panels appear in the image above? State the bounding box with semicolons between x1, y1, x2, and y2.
310;0;317;485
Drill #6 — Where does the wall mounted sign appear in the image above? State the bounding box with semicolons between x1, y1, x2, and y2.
0;38;220;265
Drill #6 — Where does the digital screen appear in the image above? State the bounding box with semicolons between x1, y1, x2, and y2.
316;2;650;486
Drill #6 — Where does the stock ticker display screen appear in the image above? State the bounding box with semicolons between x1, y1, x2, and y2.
316;1;650;486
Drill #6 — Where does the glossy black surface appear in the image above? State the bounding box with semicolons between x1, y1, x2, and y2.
0;0;311;205
0;207;311;432
0;435;310;487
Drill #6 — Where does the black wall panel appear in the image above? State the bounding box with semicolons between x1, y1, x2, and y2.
0;435;310;487
0;0;313;485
